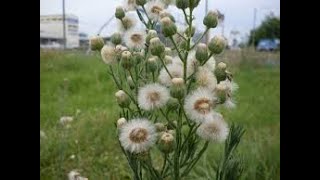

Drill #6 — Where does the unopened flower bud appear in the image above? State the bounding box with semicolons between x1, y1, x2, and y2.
115;90;131;108
117;118;127;128
132;51;144;64
203;10;218;28
160;11;175;22
136;0;147;6
155;123;166;132
111;32;122;45
167;97;180;110
115;6;125;20
164;55;173;64
150;37;165;56
208;36;226;54
214;63;227;83
147;56;158;72
176;0;189;9
195;43;208;63
121;51;133;69
170;78;186;99
217;62;227;70
158;132;175;153
146;30;158;44
122;16;135;30
161;17;177;37
185;26;196;37
90;35;104;51
189;0;200;8
179;40;188;50
165;47;172;56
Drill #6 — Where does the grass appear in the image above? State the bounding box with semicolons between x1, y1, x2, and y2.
40;49;280;180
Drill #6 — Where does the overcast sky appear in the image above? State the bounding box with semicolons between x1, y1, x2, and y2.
40;0;279;41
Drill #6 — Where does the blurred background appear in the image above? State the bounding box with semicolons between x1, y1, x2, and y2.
40;0;280;179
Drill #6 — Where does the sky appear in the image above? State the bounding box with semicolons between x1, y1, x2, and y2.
40;0;279;42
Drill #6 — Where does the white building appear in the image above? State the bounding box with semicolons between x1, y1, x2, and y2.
40;14;79;49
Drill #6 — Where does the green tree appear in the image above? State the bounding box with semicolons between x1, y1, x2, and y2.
248;15;280;46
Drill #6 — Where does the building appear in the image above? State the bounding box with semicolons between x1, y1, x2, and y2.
40;14;79;49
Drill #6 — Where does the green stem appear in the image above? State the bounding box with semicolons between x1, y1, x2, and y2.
201;52;214;66
182;141;209;177
159;55;173;79
161;154;168;176
169;36;184;63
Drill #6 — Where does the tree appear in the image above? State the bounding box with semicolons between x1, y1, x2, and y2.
248;15;280;46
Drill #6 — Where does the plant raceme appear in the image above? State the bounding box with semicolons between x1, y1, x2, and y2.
90;0;244;179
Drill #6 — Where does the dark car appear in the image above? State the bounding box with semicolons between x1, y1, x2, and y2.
256;39;278;51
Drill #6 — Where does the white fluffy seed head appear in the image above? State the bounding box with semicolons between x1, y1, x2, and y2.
158;64;183;86
196;113;229;142
184;88;217;123
146;0;166;21
138;83;170;111
219;79;239;94
124;29;146;49
196;67;217;91
101;45;117;64
117;14;137;32
60;116;74;125
68;170;88;180
123;0;137;11
119;118;157;153
224;98;236;109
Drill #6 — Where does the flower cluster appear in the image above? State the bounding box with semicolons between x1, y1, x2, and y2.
90;0;239;179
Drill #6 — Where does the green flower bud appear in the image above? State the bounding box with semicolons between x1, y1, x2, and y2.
179;40;188;50
111;32;122;45
161;17;177;37
90;35;104;51
122;16;135;30
170;78;186;99
115;90;131;108
190;0;201;8
146;30;158;45
150;37;165;56
132;51;144;64
164;47;172;56
121;51;133;69
164;55;173;64
214;62;227;82
203;10;218;28
147;56;159;72
160;11;175;22
155;122;166;132
157;132;175;153
208;35;226;54
185;26;196;37
176;0;189;9
136;0;147;6
167;97;180;110
195;43;209;63
117;118;127;129
115;6;125;20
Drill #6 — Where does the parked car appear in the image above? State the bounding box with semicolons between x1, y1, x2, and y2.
256;39;278;51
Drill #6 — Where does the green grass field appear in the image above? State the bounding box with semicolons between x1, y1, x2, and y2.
40;50;280;180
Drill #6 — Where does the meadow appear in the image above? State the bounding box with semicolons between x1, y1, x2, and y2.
40;49;280;180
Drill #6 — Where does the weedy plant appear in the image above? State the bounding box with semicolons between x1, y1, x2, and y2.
90;0;245;179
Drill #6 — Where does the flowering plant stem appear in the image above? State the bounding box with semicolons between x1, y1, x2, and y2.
92;1;245;179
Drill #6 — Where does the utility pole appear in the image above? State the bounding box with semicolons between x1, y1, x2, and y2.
205;0;209;44
252;8;257;49
62;0;67;50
